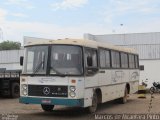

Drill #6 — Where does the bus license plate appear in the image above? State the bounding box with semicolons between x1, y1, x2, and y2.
41;99;51;104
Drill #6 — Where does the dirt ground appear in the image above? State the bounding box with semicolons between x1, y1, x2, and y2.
0;94;160;120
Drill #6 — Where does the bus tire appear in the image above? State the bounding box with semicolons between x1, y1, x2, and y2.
86;92;98;113
41;104;54;112
11;82;20;98
118;87;128;104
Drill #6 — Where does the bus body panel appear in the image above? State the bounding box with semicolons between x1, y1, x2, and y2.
98;70;112;86
83;88;93;107
20;76;85;107
25;76;69;86
101;83;126;102
20;70;139;107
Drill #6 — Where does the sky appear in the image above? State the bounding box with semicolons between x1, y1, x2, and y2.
0;0;160;44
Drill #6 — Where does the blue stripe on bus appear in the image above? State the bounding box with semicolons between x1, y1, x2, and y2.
19;97;84;107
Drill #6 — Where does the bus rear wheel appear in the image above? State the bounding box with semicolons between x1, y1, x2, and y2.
86;92;98;113
118;87;128;104
41;104;54;112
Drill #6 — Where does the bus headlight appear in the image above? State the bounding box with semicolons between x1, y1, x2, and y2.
22;84;27;90
21;84;28;96
23;90;28;96
69;92;76;97
70;86;76;91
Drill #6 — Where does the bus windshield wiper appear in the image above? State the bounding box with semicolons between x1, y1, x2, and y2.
50;66;66;77
32;61;44;75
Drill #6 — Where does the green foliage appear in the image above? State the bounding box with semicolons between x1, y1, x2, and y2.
0;41;21;50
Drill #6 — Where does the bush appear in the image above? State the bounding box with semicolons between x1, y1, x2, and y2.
0;41;21;50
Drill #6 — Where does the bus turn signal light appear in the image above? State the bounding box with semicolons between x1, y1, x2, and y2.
71;80;76;83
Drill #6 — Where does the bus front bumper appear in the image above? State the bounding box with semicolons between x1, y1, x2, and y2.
19;97;84;107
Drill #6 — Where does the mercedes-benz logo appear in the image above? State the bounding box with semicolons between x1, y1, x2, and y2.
43;87;50;95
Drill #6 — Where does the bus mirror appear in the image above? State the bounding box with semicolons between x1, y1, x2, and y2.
20;56;24;66
87;56;92;67
139;65;144;71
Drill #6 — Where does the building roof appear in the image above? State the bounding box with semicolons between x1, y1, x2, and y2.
84;32;160;45
84;32;160;59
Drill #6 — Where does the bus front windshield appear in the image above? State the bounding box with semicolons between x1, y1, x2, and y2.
23;45;83;75
23;46;48;74
50;45;83;75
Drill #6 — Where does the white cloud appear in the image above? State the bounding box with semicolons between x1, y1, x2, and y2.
0;0;160;44
4;0;35;9
126;18;160;33
11;13;28;18
0;8;8;22
103;0;160;23
0;20;113;44
51;0;88;10
5;0;27;4
1;17;160;44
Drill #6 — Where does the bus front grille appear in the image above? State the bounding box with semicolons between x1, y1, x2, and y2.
28;85;68;97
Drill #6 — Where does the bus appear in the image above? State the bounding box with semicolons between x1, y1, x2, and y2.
19;37;139;113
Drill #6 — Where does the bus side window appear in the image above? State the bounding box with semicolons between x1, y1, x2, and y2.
99;49;106;68
87;55;93;67
111;51;120;68
121;53;129;68
99;49;111;68
129;54;135;69
85;48;98;75
134;55;139;69
85;48;97;68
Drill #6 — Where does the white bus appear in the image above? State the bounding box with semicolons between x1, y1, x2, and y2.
19;37;139;113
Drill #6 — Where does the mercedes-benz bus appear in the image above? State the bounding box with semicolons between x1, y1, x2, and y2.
19;37;139;113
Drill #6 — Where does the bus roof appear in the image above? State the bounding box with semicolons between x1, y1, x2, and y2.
24;37;137;54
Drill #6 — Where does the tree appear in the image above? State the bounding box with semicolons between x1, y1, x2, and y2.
0;41;21;50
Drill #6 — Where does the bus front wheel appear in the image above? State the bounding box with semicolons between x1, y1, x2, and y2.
86;92;98;113
41;104;54;112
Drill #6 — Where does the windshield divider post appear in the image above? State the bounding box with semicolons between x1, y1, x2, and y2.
47;45;52;75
